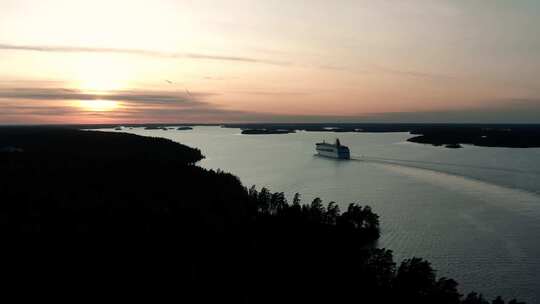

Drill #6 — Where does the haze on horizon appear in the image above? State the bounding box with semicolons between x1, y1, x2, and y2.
1;0;539;124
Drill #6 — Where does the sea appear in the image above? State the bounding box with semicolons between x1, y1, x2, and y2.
103;126;540;302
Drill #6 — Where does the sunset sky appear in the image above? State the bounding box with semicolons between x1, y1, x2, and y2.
1;0;539;124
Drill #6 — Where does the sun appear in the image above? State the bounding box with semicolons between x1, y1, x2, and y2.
78;99;119;112
68;55;132;112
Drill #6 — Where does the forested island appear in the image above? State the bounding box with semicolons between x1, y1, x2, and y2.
241;128;295;135
407;126;540;148
225;123;540;148
177;126;193;130
225;123;415;133
0;127;525;303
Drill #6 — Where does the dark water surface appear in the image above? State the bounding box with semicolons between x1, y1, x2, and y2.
104;126;540;302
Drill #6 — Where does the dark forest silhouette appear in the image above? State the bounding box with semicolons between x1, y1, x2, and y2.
0;127;525;303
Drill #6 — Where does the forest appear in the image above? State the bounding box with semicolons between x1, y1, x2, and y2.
0;127;525;303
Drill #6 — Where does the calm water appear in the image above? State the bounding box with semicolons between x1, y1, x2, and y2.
106;126;540;302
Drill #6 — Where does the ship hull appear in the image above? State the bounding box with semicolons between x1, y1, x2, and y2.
316;146;350;159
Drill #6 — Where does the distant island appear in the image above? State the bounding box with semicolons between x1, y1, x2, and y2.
0;127;525;304
224;123;540;148
144;126;168;130
407;126;540;148
445;143;463;149
144;126;167;130
226;123;414;133
141;126;192;131
241;128;295;135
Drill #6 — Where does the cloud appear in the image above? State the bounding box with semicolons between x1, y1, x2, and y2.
0;85;251;123
203;76;229;81
0;87;216;107
0;43;290;66
370;65;455;80
1;104;81;116
2;84;539;124
231;90;309;96
0;43;452;79
315;63;454;80
0;84;288;123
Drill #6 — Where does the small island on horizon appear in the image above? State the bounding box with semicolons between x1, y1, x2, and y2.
177;126;193;130
241;128;295;135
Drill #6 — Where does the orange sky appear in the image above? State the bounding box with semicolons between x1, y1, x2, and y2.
1;0;539;123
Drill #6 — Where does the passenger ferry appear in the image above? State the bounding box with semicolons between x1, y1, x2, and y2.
315;139;350;159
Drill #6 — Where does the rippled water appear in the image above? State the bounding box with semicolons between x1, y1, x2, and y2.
104;126;540;302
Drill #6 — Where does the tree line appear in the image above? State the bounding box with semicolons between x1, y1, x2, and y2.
247;186;379;238
244;186;525;304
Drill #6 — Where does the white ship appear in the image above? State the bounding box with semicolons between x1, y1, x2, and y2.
315;139;350;159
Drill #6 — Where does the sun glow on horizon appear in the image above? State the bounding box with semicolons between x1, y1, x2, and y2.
77;99;120;112
78;78;125;94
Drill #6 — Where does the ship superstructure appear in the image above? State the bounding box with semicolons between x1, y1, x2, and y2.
315;139;350;159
